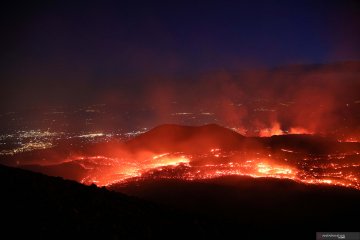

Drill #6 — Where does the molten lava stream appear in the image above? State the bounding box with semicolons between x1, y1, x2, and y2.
75;150;360;191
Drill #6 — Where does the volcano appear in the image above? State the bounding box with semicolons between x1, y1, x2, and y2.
126;124;246;153
6;124;358;189
127;124;360;154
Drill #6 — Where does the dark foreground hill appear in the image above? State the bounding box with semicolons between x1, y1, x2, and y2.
1;164;360;240
0;164;227;240
111;176;360;237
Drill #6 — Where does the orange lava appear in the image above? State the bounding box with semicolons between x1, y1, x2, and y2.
72;150;360;191
259;122;312;137
78;153;191;186
338;138;359;143
289;127;313;135
259;122;283;137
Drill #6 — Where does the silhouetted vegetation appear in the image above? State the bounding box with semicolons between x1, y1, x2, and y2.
0;164;224;239
112;176;360;239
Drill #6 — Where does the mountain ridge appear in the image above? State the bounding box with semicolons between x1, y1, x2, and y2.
126;123;246;153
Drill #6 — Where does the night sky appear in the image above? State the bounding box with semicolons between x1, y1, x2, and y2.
1;0;359;110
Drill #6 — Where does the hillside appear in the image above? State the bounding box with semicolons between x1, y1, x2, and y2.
126;124;246;153
111;176;360;235
0;164;223;239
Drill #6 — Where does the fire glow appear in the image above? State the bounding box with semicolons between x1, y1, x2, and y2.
8;125;359;190
259;122;313;137
77;153;191;186
72;150;359;191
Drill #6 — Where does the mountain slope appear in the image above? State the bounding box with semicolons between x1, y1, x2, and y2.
0;164;223;239
126;124;247;153
127;124;360;154
111;176;360;235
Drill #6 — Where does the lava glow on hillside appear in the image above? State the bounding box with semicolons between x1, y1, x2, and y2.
3;124;359;191
71;146;360;191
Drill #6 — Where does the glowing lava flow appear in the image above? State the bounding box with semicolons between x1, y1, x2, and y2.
338;138;359;143
78;153;191;186
257;162;294;176
135;156;360;190
150;153;190;168
288;127;313;135
68;148;359;191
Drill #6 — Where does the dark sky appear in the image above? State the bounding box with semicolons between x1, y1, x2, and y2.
1;0;359;110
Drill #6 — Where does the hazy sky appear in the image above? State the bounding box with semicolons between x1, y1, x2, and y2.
0;0;359;110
